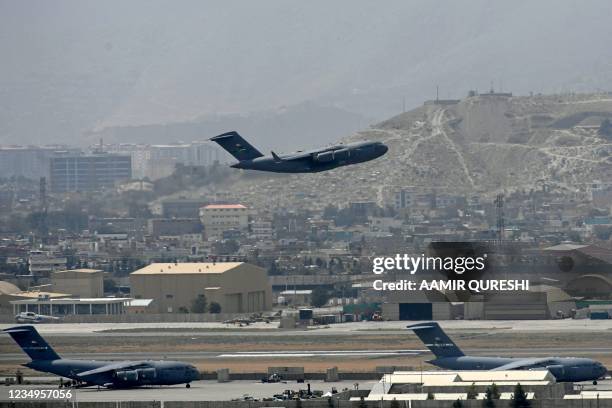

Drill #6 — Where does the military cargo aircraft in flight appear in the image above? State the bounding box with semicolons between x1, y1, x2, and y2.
4;326;200;388
409;322;607;384
210;131;388;173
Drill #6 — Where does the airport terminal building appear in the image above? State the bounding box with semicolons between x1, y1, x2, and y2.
130;262;272;314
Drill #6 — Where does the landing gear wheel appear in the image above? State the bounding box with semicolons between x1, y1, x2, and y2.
186;383;191;388
593;380;598;385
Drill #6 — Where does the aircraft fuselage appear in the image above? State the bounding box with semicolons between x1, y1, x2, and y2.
25;359;200;388
430;356;607;383
230;141;388;173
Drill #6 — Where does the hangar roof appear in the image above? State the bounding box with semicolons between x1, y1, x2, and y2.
202;204;246;209
0;281;20;295
54;269;103;275
131;262;244;275
544;244;612;264
384;370;554;386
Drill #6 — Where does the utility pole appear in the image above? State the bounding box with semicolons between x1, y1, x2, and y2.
39;177;48;244
494;193;504;243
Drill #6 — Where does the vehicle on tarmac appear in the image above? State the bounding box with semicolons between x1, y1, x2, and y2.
15;312;61;324
409;322;607;384
261;373;283;383
4;325;200;388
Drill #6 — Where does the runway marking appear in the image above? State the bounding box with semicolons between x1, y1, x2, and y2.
217;350;425;358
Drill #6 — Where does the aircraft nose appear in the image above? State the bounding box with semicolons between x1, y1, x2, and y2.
190;367;201;381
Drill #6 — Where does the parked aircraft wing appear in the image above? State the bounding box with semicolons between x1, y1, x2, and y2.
77;361;150;378
490;358;555;371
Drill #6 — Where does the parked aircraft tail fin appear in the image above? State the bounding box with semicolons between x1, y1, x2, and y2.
4;325;61;361
210;131;264;161
407;322;465;358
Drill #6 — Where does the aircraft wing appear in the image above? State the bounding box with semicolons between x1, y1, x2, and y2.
491;358;556;371
280;151;316;161
282;145;345;161
77;361;151;378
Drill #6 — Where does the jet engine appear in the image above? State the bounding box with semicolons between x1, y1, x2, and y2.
137;368;157;379
115;370;139;382
545;365;565;378
314;151;335;162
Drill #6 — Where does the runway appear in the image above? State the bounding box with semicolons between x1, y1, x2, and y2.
0;349;424;362
4;319;612;336
3;347;612;363
0;380;375;402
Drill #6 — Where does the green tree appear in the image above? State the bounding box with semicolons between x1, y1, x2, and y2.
490;383;500;400
311;286;331;308
358;396;367;408
191;294;208;313
390;398;399;408
452;399;464;408
466;383;478;399
510;383;531;408
426;391;435;400
209;302;222;314
483;387;495;408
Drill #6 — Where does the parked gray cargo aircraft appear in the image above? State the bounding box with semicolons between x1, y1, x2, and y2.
210;131;388;173
408;322;607;384
4;326;200;388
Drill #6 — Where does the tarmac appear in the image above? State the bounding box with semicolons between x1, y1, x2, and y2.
3;379;612;402
0;380;375;402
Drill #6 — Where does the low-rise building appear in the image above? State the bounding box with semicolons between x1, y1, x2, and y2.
130;262;271;314
52;269;104;298
10;297;129;316
28;251;67;279
357;370;559;401
200;204;249;239
148;218;203;238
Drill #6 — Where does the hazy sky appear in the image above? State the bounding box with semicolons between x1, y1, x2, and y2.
1;0;612;144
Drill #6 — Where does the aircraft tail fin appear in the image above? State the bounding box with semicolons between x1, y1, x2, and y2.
4;325;61;361
210;131;264;161
407;322;464;358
